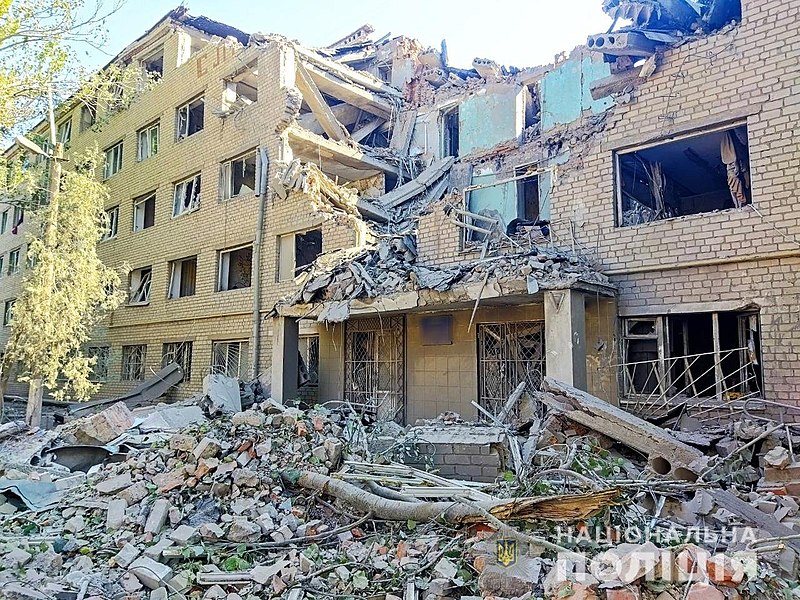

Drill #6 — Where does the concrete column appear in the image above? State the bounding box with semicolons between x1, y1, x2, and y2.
544;289;587;390
271;316;299;402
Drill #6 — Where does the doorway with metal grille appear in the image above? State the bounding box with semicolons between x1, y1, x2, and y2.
477;321;545;418
344;316;405;423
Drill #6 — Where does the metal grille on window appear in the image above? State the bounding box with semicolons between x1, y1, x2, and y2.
122;345;146;381
87;346;110;381
344;316;404;423
211;341;248;378
477;321;545;420
163;341;192;382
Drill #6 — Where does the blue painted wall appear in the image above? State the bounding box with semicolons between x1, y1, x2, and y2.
458;86;521;156
467;170;517;228
540;55;614;131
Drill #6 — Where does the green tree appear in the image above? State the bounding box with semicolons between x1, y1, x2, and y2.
0;0;149;424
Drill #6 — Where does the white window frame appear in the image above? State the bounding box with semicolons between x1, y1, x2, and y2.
176;96;204;141
129;266;152;305
211;340;249;378
7;248;20;275
167;256;197;299
0;210;8;234
103;142;123;179
0;256;4;277
102;206;119;240
133;193;155;232
137;122;160;161
217;244;253;292
56;119;72;145
173;174;201;217
221;151;257;200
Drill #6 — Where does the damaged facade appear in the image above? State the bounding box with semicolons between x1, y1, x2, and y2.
1;0;798;427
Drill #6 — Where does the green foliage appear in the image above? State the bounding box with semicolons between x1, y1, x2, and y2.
4;147;123;400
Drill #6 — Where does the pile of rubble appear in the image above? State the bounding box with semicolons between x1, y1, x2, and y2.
0;376;798;600
280;237;610;322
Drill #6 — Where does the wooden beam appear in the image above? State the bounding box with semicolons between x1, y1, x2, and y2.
304;63;395;120
295;62;351;142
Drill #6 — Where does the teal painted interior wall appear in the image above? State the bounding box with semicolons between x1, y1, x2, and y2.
467;171;517;228
540;55;614;131
459;86;521;155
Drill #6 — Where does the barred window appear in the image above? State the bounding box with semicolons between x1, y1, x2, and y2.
162;341;193;382
211;340;249;378
87;346;110;381
122;345;146;381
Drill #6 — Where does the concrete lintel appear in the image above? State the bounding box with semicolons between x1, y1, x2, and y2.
286;126;400;180
303;63;395;119
618;299;758;317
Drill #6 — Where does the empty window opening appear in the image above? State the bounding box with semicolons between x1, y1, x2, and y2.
442;107;459;158
0;210;8;234
620;311;763;412
138;122;159;161
168;256;197;299
299;335;319;387
129;266;152;304
524;84;540;130
344;316;405;423
218;245;252;291
7;248;20;275
278;229;322;281
133;193;156;232
221;151;256;200
141;46;164;78
0;256;4;276
515;165;541;223
162;341;192;382
223;61;258;108
87;346;110;382
122;344;146;380
377;65;392;83
103;141;123;179
212;340;249;378
11;206;23;232
3;299;14;326
176;96;204;141
477;321;545;420
617;125;750;226
173;174;201;216
80;101;96;132
56;119;72;145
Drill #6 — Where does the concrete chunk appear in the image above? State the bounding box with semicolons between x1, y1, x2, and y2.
95;472;132;495
106;498;128;530
129;556;173;590
144;499;171;535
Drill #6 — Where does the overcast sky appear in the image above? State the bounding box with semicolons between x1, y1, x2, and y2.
85;0;613;70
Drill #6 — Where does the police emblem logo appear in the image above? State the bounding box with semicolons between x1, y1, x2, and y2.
496;539;517;567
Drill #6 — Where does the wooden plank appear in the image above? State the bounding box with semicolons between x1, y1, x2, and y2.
295;62;350;142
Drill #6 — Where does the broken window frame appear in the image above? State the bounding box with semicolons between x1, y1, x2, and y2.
162;341;193;382
103;141;123;179
133;193;156;232
102;206;119;240
121;344;146;381
211;340;249;378
223;60;258;109
514;164;541;223
277;229;323;282
7;248;20;275
173;173;201;217
137;122;160;161
80;101;97;132
220;150;257;200
128;266;152;305
0;256;4;277
0;210;8;234
56;118;72;146
615;122;751;227
619;311;764;410
140;45;164;79
87;346;110;382
217;244;253;292
175;96;205;141
167;256;197;299
3;299;14;326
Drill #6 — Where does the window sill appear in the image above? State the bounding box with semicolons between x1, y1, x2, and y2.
172;207;200;219
175;131;204;143
127;301;151;307
617;206;750;229
132;226;155;233
167;294;196;301
101;236;118;243
216;286;252;293
221;192;256;202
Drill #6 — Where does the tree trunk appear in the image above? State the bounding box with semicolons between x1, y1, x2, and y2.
26;378;43;428
284;470;620;524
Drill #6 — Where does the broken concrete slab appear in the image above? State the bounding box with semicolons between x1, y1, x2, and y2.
70;402;134;445
202;374;242;415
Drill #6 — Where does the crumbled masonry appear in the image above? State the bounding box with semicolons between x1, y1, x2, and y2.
0;378;798;599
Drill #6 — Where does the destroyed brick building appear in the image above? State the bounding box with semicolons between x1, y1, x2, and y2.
1;0;798;428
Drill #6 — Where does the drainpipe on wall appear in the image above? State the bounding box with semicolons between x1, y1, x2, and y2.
250;146;270;379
